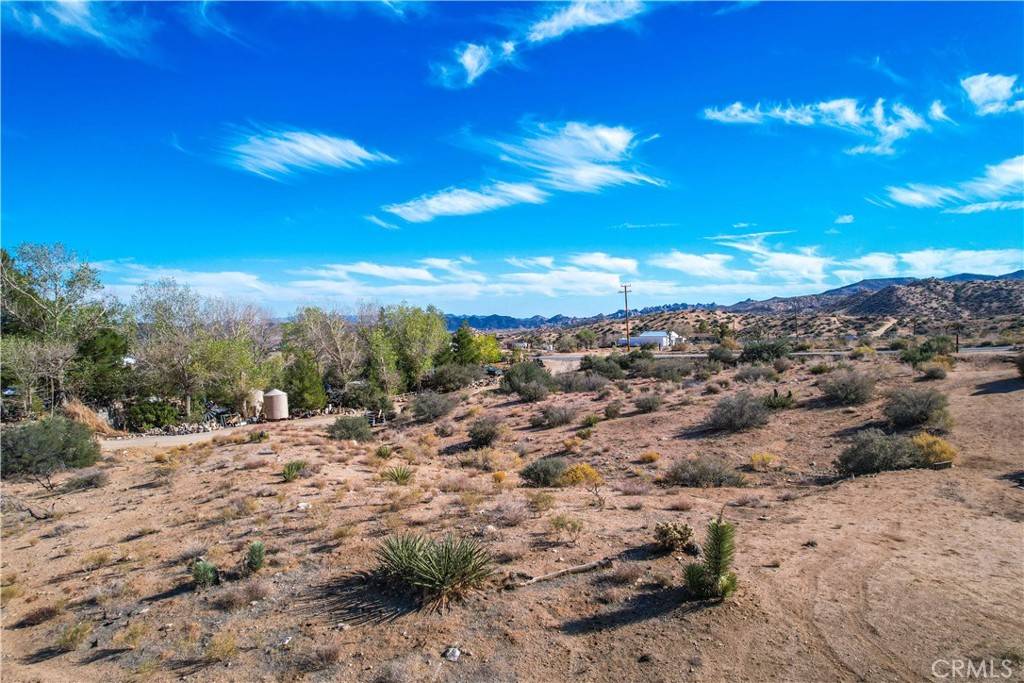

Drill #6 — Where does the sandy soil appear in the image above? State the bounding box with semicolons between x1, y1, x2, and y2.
2;355;1021;682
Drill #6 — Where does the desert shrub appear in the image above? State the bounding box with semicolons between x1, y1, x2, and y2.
604;400;623;419
664;456;745;487
467;416;502;447
327;416;373;442
549;514;583;542
1015;354;1024;378
500;362;555;397
247;430;269;443
638;450;661;464
244;541;265;575
192;560;219;589
57;622;94;651
1;416;99;484
338;382;393;413
762;389;795;410
459;447;519;472
557;371;610;393
281;460;307;482
772;357;793;373
654;521;694;552
433;421;454;438
634;394;663;413
516;381;550;403
911;433;957;464
739;339;791;364
62;468;110;491
526;490;555;513
488;494;529;527
579;355;625;379
411;391;458;422
919;363;947;380
125;400;179;432
809;362;833;375
375;444;394;459
735;365;778;384
381;464;414;485
882;387;951;430
425;364;483;393
749;452;776;471
705;391;768;432
707;345;736;366
684;515;738;600
835;429;922;475
575;427;592;440
375;533;493;608
819;370;875;405
560;462;603;488
530;405;578;428
580;413;601;428
520;457;567;487
636;359;693;382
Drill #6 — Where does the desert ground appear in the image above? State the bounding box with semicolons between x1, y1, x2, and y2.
2;353;1022;682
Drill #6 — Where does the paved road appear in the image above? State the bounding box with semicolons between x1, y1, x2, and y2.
541;346;1015;363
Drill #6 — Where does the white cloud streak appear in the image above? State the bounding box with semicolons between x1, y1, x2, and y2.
834;214;855;224
648;251;757;281
569;252;638;273
383;182;549;223
2;1;158;59
226;126;395;179
886;155;1024;210
961;73;1024;116
526;0;645;43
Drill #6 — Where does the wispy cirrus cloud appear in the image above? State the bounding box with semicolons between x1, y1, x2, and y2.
506;256;555;269
225;125;395;179
834;214;855;224
293;262;437;282
569;252;637;273
434;1;647;88
383;121;661;222
960;73;1024;116
704;96;939;155
2;0;159;59
885;155;1024;213
364;215;400;230
898;248;1024;278
711;231;833;283
648;251;757;281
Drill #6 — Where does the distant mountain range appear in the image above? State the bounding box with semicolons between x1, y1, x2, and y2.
446;270;1024;330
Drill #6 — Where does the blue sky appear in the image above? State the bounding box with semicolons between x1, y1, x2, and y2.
3;1;1023;316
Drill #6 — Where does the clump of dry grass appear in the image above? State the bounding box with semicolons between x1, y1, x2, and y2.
488;493;529;527
62;398;124;437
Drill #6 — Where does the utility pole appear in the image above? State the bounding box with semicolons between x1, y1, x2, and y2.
620;283;632;349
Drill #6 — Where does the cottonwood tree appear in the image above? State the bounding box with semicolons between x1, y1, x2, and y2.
3;337;76;415
381;304;448;389
286;306;364;381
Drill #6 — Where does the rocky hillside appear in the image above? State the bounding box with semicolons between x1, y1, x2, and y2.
842;278;1024;318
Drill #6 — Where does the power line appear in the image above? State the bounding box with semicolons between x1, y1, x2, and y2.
620;283;632;349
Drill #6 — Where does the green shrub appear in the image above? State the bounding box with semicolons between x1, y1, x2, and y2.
244;541;265;575
57;621;94;651
520;457;568;487
604;400;623;419
634;394;663;413
192;560;219;589
516;380;550;403
580;414;601;428
125;400;179;432
529;405;577;428
705;391;768;432
762;389;795;410
1;416;99;484
919;363;947;380
664;456;745;487
411;391;458;422
707;345;736;366
635;359;693;382
500;362;555;397
425;364;483;392
376;533;493;608
247;430;269;443
339;382;393;413
281;460;307;482
819;370;875;405
327;416;373;442
684;515;738;600
579;355;625;379
654;521;694;552
557;371;610;393
739;339;791;364
773;357;793;373
835;429;922;475
467;416;502;447
809;363;833;375
882;387;951;430
735;365;778;384
283;351;328;412
381;464;414;485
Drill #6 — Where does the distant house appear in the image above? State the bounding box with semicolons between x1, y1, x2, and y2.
617;330;680;349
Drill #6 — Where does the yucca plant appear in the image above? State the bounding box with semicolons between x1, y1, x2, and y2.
192;559;219;589
375;533;492;609
243;541;265;575
281;460;307;482
380;464;414;485
684;514;738;600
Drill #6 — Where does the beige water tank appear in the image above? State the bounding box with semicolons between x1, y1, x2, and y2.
263;389;288;420
245;389;264;419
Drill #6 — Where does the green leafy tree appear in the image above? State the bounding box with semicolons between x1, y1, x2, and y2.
282;351;327;411
575;329;598;350
472;333;502;364
69;328;132;406
381;304;448;389
363;324;403;395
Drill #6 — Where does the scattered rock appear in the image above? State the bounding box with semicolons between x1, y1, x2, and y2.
442;646;461;662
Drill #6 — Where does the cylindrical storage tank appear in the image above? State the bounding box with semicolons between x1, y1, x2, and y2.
263;389;288;420
245;389;264;419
